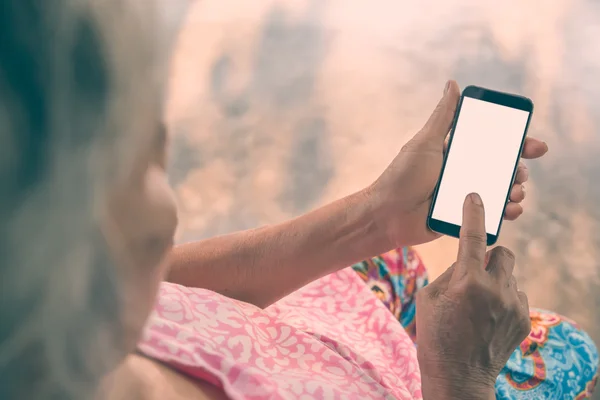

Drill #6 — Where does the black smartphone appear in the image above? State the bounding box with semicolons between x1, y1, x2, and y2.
427;85;534;245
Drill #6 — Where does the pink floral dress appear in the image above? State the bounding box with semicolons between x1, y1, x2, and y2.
137;267;423;399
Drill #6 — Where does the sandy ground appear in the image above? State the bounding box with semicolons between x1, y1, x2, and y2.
164;0;600;379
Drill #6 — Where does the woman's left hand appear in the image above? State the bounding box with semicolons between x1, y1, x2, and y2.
367;80;549;248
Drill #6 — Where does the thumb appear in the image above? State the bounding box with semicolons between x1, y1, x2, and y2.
418;80;460;143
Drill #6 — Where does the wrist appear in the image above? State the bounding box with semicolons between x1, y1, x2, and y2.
342;188;393;256
421;375;495;400
419;355;497;400
362;183;406;250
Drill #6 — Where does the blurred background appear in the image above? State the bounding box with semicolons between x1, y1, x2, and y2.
164;0;600;365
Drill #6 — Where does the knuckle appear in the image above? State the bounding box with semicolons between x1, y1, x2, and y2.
520;163;529;176
520;312;532;335
515;293;531;334
463;253;484;269
462;230;487;245
417;287;433;302
518;291;529;307
401;139;420;153
492;246;515;262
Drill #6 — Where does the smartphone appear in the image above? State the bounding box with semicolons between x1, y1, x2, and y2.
427;85;534;245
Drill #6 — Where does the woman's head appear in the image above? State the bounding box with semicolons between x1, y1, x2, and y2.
0;1;179;398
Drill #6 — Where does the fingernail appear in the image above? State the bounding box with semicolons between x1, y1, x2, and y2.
469;193;482;205
543;141;549;152
522;185;526;198
444;81;450;95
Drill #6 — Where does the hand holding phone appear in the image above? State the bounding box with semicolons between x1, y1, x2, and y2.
427;85;535;245
367;81;547;249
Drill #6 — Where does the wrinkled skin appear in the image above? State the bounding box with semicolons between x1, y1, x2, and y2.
416;194;531;400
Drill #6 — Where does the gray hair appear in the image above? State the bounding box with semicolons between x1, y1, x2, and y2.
0;1;175;398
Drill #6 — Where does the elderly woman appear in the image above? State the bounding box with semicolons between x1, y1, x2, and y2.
1;1;597;399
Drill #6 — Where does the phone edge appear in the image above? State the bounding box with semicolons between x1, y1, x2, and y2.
426;85;535;245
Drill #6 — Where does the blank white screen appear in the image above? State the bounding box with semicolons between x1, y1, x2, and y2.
431;97;530;235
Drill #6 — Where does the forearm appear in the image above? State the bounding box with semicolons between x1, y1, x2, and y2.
166;189;391;308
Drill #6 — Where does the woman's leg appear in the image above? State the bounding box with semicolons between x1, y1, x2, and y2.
495;309;598;399
352;247;427;342
353;248;599;399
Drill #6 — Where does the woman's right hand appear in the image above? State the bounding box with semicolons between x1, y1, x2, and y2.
416;193;531;400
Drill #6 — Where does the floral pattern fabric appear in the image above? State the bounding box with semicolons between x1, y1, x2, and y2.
138;268;423;399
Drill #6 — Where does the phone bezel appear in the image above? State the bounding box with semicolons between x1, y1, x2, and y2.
427;85;534;245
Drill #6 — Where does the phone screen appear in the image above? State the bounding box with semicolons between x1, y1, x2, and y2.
431;96;531;235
